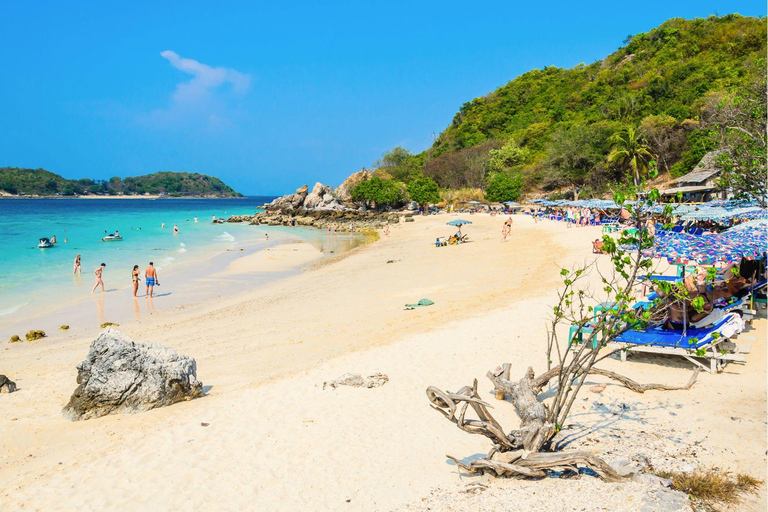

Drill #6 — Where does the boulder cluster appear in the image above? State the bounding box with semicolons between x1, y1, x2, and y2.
269;183;344;211
226;178;413;230
228;208;405;230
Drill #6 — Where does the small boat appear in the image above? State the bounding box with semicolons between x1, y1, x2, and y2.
38;237;54;248
101;234;123;242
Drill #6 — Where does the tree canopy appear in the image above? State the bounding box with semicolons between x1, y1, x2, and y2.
350;176;405;209
0;169;243;197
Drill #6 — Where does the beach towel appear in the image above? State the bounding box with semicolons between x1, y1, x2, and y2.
405;298;434;309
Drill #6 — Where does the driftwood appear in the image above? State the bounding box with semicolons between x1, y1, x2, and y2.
427;363;699;480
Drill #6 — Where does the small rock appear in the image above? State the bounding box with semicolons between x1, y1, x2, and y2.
201;422;209;427
59;325;70;330
323;373;389;390
25;330;46;341
609;459;641;477
0;375;17;393
633;473;673;487
100;322;119;328
9;335;21;343
589;383;606;393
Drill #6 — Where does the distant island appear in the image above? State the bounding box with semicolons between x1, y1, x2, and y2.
0;168;243;198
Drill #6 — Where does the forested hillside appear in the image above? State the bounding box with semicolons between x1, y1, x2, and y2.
365;14;766;203
0;168;243;197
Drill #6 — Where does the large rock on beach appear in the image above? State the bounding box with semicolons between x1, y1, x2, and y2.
335;169;371;202
304;182;332;209
291;184;308;208
62;329;203;421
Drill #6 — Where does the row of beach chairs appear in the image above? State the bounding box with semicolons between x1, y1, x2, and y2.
570;278;766;373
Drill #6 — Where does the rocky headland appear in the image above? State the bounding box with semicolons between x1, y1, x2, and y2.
227;178;415;230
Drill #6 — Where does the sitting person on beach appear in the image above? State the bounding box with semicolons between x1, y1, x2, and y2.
664;298;713;331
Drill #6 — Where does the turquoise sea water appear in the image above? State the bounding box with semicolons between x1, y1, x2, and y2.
0;197;309;330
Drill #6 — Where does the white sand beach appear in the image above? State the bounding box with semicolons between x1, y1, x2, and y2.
1;214;765;511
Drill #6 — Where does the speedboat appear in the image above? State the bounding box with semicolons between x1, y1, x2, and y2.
101;234;123;242
38;237;54;248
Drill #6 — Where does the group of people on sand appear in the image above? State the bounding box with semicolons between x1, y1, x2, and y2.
78;255;160;298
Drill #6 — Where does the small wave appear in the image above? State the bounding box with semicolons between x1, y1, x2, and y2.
214;232;236;242
0;303;27;316
155;256;176;269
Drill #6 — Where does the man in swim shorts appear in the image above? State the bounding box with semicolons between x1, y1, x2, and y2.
145;262;159;298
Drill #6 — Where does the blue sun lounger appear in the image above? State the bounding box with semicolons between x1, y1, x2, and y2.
614;313;749;373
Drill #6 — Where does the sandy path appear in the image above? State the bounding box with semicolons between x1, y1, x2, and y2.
1;214;765;511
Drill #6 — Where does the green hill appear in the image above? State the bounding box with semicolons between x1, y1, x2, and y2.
383;14;766;197
0;169;243;198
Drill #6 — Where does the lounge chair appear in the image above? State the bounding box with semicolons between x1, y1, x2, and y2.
613;313;748;373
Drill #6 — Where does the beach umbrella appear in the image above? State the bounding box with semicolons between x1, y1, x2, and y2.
447;219;473;227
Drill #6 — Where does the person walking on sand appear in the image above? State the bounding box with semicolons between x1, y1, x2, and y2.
173;224;179;235
145;262;159;298
73;254;81;275
501;217;512;242
131;264;140;297
91;263;106;293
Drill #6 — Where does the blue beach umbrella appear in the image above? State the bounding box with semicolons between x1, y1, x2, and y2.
447;219;473;227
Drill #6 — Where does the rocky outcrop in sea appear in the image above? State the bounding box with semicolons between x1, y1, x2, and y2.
228;178;412;229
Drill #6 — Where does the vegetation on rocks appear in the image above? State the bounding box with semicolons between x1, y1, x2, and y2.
25;330;46;341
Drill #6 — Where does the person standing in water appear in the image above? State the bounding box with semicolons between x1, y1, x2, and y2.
131;265;140;297
162;222;165;228
73;254;81;275
173;224;179;235
145;262;159;298
91;263;106;293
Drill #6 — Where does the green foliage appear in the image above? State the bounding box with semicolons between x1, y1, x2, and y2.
350;176;405;209
425;15;765;191
0;168;242;197
712;60;767;206
487;140;530;172
375;147;425;183
406;176;440;207
485;172;523;202
607;126;654;186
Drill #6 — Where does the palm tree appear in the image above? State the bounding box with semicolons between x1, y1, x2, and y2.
607;126;654;186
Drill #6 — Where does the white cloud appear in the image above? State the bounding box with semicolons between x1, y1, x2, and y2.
160;50;250;105
143;51;250;131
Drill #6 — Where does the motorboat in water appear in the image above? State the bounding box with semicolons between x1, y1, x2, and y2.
101;234;123;242
38;237;55;248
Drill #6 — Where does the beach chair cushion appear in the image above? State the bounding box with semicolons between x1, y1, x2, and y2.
615;313;743;349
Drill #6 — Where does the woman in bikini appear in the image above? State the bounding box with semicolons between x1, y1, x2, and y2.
132;264;140;297
73;254;81;275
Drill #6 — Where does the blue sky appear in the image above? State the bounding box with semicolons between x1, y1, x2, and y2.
0;2;764;195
